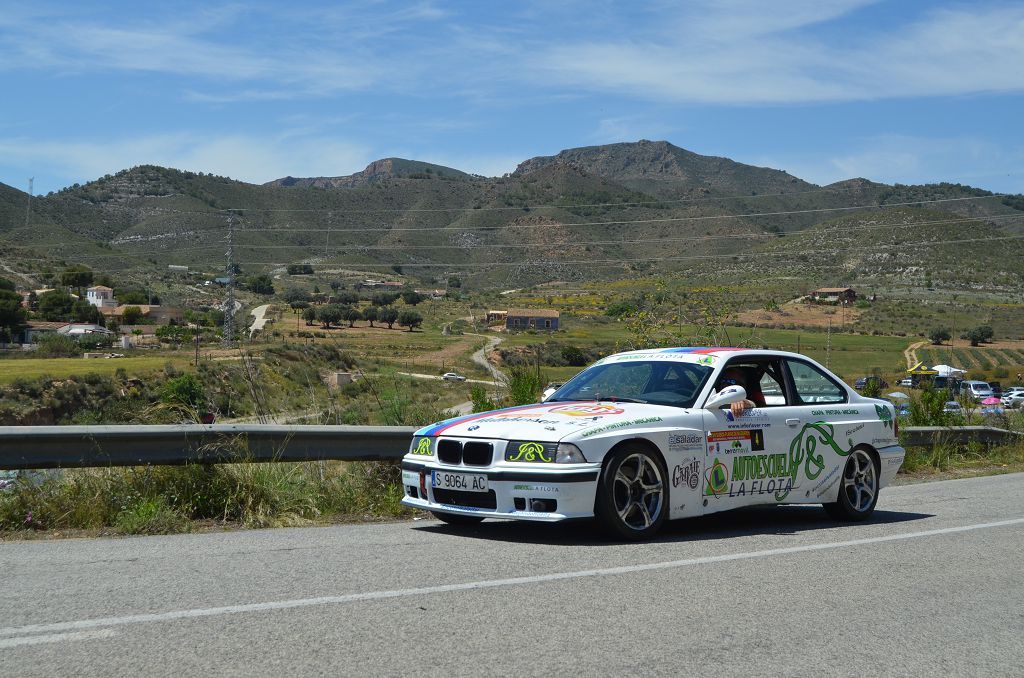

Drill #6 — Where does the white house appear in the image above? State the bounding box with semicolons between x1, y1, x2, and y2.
86;285;118;310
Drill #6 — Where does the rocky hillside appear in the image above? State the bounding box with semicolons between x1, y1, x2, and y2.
514;139;814;199
265;158;473;189
0;142;1021;288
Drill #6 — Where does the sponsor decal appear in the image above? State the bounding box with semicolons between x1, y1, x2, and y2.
410;438;433;456
810;408;862;416
724;477;795;498
548;404;625;417
704;458;729;496
811;462;842;497
706;429;764;454
478;415;561;425
697;355;715;366
875;404;894;431
844;423;865;437
513;484;560;493
724;408;771;429
732;453;790;481
887;457;903;466
580;416;663;438
668;432;704;452
872;437;897;445
610;352;692;362
506;441;554;463
672;460;701;489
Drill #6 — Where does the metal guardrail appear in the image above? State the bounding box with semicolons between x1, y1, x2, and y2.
899;426;1022;447
0;425;1019;471
0;425;416;470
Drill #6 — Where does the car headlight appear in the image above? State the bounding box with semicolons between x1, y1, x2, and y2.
506;441;557;463
555;443;587;464
408;436;434;456
505;441;588;463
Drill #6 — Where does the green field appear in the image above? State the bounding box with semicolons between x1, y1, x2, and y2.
499;320;912;382
0;355;192;384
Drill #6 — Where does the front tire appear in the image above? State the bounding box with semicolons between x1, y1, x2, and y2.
431;511;484;525
823;448;879;521
595;445;668;541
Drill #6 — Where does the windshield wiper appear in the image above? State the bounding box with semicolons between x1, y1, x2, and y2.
599;396;648;404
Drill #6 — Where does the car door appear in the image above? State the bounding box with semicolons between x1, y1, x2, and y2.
702;356;793;513
774;357;874;504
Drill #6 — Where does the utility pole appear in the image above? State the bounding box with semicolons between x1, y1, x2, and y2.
826;318;832;368
24;178;33;228
223;216;236;347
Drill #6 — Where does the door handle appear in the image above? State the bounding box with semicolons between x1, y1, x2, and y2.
786;418;801;427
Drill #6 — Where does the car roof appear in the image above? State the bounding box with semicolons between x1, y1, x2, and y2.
605;347;810;360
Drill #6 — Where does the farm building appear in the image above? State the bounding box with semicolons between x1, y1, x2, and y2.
506;309;560;331
810;287;857;304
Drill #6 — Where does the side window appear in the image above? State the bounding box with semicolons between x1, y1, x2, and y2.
758;368;787;406
786;360;846;405
717;359;788;407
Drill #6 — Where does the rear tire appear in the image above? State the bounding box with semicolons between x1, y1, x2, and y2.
823;448;879;521
430;511;485;525
594;444;668;541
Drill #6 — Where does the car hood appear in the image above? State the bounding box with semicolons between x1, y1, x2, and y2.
414;401;685;442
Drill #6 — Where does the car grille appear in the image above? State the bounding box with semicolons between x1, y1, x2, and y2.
436;439;494;466
433;489;497;509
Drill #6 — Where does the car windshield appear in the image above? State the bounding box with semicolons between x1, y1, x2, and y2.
547;360;713;408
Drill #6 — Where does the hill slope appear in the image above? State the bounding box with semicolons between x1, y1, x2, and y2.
0;142;1020;290
265;158;473;189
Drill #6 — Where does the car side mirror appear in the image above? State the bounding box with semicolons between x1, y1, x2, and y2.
705;385;747;410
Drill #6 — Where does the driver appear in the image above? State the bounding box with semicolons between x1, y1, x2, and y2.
716;366;765;417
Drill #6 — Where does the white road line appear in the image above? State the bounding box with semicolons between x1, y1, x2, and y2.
2;517;1022;638
0;629;116;649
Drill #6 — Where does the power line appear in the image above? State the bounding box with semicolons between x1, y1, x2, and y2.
97;194;1019;244
218;189;1009;214
172;214;1024;252
38;232;1017;269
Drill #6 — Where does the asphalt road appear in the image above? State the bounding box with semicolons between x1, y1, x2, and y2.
2;474;1022;676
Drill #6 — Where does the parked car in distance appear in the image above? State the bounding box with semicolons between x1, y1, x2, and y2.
988;382;1002;396
854;376;889;390
1000;388;1024;408
441;372;467;382
929;376;964;396
943;401;963;413
897;377;915;388
960;380;994;402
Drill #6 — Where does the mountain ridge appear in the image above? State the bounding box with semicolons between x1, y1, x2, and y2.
1;141;1021;289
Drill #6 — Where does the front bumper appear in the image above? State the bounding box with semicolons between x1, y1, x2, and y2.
400;459;601;522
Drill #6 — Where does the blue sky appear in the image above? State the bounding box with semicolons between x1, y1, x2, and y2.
1;0;1022;196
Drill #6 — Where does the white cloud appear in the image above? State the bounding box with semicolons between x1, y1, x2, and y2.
592;116;677;144
530;3;1024;104
0;133;373;191
753;135;1024;193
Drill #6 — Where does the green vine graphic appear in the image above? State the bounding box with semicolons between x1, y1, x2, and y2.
777;422;853;501
875;404;894;431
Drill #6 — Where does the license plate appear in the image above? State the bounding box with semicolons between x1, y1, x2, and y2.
432;470;488;492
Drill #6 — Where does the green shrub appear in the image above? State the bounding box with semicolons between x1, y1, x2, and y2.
115;496;189;534
35;334;80;357
160;373;207;412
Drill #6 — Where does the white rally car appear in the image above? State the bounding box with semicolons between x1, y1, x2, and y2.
401;348;905;540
